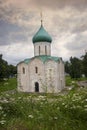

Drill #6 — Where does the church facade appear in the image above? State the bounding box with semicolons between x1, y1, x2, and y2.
17;23;65;93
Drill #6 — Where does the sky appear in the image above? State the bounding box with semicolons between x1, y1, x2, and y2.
0;0;87;65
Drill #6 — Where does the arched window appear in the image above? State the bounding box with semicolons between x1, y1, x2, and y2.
35;67;38;73
23;67;25;74
45;45;47;55
39;46;40;55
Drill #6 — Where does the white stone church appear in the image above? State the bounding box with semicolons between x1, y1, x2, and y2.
17;21;65;93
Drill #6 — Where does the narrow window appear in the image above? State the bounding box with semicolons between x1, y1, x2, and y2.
45;46;47;55
39;46;40;55
35;67;38;73
23;67;25;74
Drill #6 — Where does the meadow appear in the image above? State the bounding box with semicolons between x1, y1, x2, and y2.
0;77;87;130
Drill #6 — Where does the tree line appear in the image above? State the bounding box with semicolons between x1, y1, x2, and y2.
0;52;87;81
0;54;17;81
65;52;87;79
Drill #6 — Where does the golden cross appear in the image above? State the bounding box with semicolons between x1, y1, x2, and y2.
40;12;43;25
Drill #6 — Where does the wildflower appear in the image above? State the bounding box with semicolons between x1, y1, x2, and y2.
72;81;75;84
28;115;34;118
84;105;87;108
85;99;87;101
57;107;60;110
84;108;87;111
18;97;22;100
0;120;6;125
4;82;8;85
65;105;68;108
54;117;58;120
2;99;9;103
62;102;65;105
0;106;2;110
5;94;10;97
3;114;6;117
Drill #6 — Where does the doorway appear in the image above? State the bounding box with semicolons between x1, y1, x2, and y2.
35;82;39;92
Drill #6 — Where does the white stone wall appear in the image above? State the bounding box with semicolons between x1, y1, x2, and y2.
44;60;58;93
58;60;65;91
17;63;30;92
34;42;51;56
28;58;44;92
17;58;65;93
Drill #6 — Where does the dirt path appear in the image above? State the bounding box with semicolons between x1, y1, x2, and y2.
77;80;87;87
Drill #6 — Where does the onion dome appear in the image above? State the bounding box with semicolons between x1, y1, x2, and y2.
32;25;52;44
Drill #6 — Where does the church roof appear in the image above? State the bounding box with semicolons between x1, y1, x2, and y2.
32;25;52;43
23;55;60;64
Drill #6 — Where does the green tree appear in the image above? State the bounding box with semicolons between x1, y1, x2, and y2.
0;54;9;80
69;57;82;79
8;65;17;77
65;61;70;74
82;52;87;77
0;54;17;80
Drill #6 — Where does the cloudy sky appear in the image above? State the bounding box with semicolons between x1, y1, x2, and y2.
0;0;87;65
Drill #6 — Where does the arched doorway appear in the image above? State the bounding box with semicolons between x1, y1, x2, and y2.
35;82;39;92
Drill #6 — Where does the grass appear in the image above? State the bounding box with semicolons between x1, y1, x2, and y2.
0;78;17;93
0;78;87;130
65;76;87;86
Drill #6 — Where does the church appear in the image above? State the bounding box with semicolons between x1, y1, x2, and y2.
17;20;65;93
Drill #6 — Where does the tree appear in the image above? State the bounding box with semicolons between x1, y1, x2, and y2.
81;52;87;77
0;54;9;80
8;65;17;77
65;61;70;74
69;57;82;79
0;54;17;80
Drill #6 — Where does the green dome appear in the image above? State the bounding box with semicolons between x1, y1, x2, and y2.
32;25;52;43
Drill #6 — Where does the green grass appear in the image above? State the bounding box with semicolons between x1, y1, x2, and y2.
65;76;87;86
0;89;87;130
0;78;87;130
65;76;72;86
0;78;17;93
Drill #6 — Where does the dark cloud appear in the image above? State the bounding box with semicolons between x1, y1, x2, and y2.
11;34;28;42
0;0;87;65
0;20;32;46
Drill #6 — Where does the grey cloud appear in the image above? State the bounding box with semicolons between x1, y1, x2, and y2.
0;0;87;65
0;20;32;46
65;33;87;51
29;0;87;10
51;8;87;36
10;33;28;43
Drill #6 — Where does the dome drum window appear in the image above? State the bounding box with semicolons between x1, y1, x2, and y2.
23;67;25;74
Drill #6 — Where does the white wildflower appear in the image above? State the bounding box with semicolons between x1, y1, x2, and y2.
84;108;87;111
0;120;6;125
72;81;75;84
4;82;8;85
84;105;87;108
65;105;68;108
5;94;10;97
18;97;22;100
68;87;72;90
57;107;60;110
62;102;65;105
28;115;34;118
85;99;87;101
3;114;6;117
0;106;2;110
3;99;9;103
54;117;58;120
